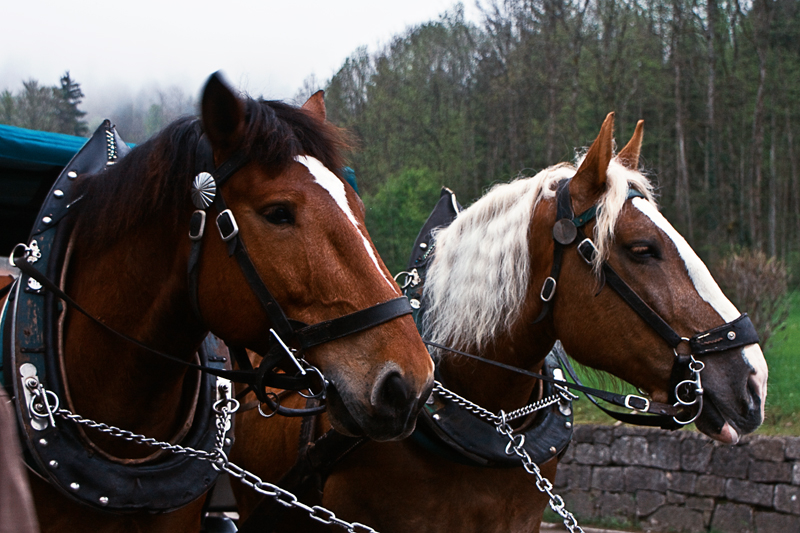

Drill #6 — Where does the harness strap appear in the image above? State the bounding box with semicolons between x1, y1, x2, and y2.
424;340;681;418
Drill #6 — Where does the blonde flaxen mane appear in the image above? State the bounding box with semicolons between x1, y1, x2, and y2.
422;157;655;352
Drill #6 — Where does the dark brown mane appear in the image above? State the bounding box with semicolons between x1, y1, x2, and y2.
73;98;350;248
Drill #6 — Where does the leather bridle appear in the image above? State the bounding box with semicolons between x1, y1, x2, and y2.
12;132;414;418
530;179;760;428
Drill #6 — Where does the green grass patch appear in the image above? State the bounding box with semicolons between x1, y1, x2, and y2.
757;291;800;435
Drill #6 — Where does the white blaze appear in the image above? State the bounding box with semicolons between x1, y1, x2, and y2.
295;156;397;292
632;197;768;405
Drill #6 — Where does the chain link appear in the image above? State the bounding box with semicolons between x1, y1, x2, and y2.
432;380;568;423
39;384;378;533
432;382;584;533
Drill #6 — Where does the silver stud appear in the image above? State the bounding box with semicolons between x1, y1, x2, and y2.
42;216;52;225
550;446;557;454
98;496;109;506
432;413;441;420
39;438;48;446
49;460;59;468
419;242;428;249
67;171;78;179
69;482;80;491
727;331;736;341
565;421;572;429
53;190;64;198
409;299;421;309
191;172;217;209
224;438;232;446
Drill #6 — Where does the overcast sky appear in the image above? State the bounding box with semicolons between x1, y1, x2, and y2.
2;0;478;120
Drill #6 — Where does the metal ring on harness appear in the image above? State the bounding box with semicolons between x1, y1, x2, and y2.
9;242;30;267
213;397;241;415
257;392;282;418
297;364;328;400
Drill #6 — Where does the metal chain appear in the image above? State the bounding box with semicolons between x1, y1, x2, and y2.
495;412;584;533
432;381;584;533
34;384;379;533
432;380;571;423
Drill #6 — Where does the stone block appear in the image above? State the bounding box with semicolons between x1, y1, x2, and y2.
648;436;681;470
686;496;715;512
711;445;750;479
636;490;665;517
573;424;595;443
574;443;610;466
774;484;800;515
666;471;697;493
611;436;648;466
561;488;598;519
594;427;613;445
725;478;774;507
596;491;635;518
555;464;591;490
646;505;708;533
682;437;714;472
750;460;793;483
613;425;650;437
560;443;575;464
754;511;800;533
695;475;725;497
625;466;668;492
793;463;800;486
785;438;800;460
748;437;786;462
710;502;755;533
591;466;625;492
667;490;687;504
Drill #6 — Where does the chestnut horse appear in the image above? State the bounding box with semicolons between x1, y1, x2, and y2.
232;114;767;532
3;73;433;532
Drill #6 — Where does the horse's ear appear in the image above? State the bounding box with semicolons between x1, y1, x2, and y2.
571;112;615;203
302;90;326;121
201;72;245;151
617;120;644;170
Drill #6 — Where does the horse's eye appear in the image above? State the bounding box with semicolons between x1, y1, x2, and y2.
263;205;295;225
628;243;659;259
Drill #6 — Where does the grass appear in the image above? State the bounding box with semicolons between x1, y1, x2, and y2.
757;291;800;435
568;292;800;436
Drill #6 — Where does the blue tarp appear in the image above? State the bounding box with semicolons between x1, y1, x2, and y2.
0;124;89;170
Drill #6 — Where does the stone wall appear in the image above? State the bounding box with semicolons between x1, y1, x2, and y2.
555;425;800;532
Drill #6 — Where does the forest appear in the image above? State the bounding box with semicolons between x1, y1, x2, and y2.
312;0;800;284
2;0;797;287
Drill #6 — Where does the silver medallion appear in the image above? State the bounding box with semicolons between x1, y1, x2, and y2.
191;172;217;209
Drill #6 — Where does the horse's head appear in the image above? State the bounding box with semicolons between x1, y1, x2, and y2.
544;113;767;443
191;74;433;440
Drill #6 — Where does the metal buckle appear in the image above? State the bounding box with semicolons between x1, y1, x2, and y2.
577;238;598;264
624;394;650;412
189;210;206;241
540;277;557;302
216;209;239;242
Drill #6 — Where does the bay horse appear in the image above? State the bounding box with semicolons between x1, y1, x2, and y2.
231;113;767;532
1;73;433;532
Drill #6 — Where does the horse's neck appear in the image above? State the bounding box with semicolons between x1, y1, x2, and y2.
437;334;554;415
61;223;204;447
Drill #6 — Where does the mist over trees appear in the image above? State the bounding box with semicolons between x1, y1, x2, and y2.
322;0;800;280
1;72;88;136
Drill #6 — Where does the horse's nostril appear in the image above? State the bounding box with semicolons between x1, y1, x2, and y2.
371;370;413;416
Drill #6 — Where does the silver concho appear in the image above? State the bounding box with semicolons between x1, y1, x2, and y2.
191;172;217;209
